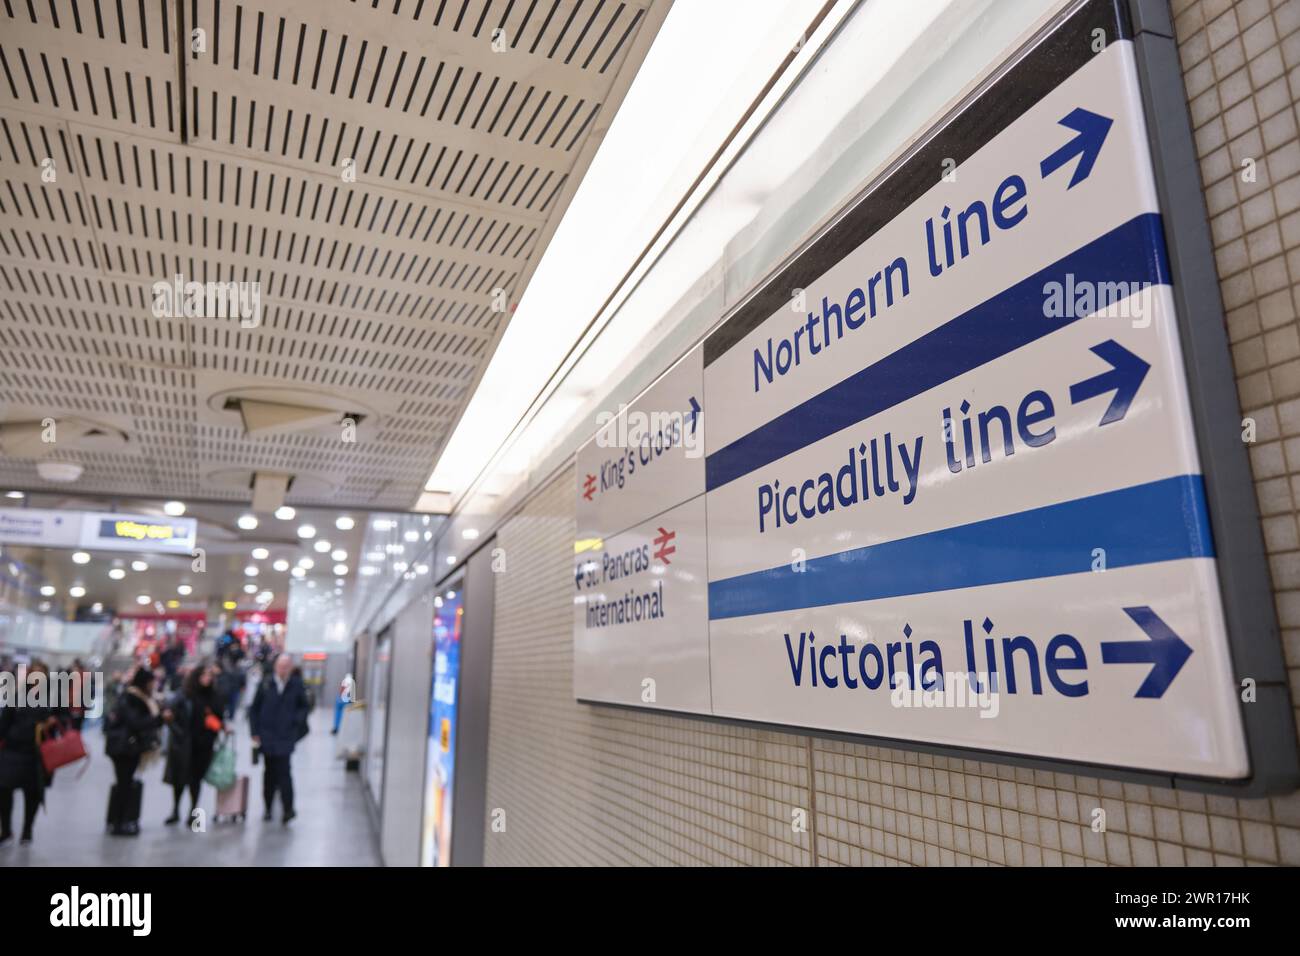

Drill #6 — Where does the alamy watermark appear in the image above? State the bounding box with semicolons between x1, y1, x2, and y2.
1042;273;1152;327
0;666;104;718
889;670;1001;719
151;275;262;328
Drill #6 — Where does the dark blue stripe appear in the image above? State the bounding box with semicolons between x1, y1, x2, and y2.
707;475;1213;620
705;212;1170;490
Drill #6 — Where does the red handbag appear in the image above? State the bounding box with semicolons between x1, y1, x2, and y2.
38;724;88;774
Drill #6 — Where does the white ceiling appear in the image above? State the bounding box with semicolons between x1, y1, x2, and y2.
0;0;666;510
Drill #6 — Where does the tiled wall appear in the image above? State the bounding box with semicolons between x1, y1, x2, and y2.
481;0;1300;866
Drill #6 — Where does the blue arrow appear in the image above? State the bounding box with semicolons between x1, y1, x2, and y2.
686;396;701;435
1040;108;1113;188
1101;606;1192;699
1069;340;1149;426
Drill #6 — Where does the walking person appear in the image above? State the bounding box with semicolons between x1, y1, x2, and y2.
104;666;163;836
249;654;310;825
0;661;63;846
162;660;224;826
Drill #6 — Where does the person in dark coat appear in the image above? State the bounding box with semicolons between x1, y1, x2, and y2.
104;666;163;836
162;660;223;826
249;654;310;825
0;661;63;845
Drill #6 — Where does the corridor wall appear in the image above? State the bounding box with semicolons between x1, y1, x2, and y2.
478;0;1300;866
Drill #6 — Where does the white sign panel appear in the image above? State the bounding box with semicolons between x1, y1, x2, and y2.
0;509;81;548
702;37;1246;777
574;498;710;712
575;346;705;542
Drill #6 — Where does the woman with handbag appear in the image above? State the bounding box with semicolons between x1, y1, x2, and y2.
0;660;63;846
162;660;223;826
104;666;163;836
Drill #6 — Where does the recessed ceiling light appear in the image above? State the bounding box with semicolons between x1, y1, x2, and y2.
178;584;193;596
237;514;258;530
297;524;316;539
91;602;103;614
416;564;429;575
446;556;457;565
131;560;148;572
243;565;259;577
163;500;186;516
136;594;151;605
72;551;91;564
69;585;86;598
251;547;269;560
330;549;347;562
291;567;306;579
36;461;82;483
298;557;315;570
313;539;331;553
4;490;24;499
333;564;348;576
335;516;355;530
257;590;273;602
243;583;258;594
108;568;126;580
404;530;420;542
462;528;480;540
273;559;290;572
275;506;296;520
39;585;56;596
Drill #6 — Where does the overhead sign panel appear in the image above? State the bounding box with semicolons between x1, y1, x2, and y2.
0;508;197;554
574;0;1293;790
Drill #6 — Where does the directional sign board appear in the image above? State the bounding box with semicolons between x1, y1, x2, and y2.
573;348;710;711
574;0;1294;789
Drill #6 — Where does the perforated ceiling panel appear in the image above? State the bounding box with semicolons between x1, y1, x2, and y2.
0;0;665;508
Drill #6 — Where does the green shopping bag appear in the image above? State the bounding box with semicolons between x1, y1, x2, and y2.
204;735;237;791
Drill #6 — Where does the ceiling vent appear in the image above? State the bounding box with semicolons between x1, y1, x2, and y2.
0;419;129;459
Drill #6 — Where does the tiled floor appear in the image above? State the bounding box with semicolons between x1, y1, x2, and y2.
1;712;380;867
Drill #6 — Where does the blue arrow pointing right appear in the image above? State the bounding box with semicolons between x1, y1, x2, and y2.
1069;340;1150;426
686;396;701;435
1040;107;1113;188
1101;606;1193;699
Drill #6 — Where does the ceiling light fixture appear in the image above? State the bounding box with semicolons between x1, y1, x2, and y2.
297;524;316;539
163;500;186;516
237;514;259;530
335;516;355;530
275;506;296;520
251;547;270;560
72;551;91;564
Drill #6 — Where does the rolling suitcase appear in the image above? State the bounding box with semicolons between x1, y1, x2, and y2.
215;775;249;823
106;779;142;831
